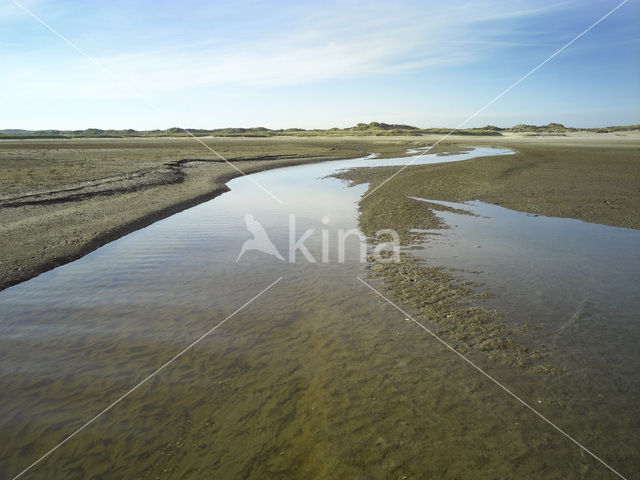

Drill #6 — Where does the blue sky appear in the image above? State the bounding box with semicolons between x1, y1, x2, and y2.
1;0;638;129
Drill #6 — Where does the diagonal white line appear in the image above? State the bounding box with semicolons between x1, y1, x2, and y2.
356;276;628;480
11;276;284;480
360;0;630;201
9;0;284;204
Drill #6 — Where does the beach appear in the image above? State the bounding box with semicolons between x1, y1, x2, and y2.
1;133;639;478
2;132;638;292
0;136;420;291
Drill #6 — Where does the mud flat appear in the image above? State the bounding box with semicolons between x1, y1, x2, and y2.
338;132;640;230
332;132;639;372
0;136;431;291
1;132;637;292
1;141;638;478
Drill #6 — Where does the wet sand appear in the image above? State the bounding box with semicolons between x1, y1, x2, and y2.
2;142;638;478
337;131;640;230
1;132;637;293
330;132;639;372
0;136;426;291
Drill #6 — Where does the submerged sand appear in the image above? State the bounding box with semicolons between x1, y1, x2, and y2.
1;133;638;478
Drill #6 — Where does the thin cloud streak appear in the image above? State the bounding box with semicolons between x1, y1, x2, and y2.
4;1;566;99
4;0;637;129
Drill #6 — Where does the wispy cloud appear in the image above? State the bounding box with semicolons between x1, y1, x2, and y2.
3;0;566;99
5;0;637;129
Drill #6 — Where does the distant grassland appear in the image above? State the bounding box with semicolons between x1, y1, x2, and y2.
3;122;638;139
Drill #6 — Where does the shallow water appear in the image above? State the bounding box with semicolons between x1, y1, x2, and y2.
1;147;638;479
412;196;640;368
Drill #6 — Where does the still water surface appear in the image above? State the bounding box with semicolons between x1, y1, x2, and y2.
1;147;638;479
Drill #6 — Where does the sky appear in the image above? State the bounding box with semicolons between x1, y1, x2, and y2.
1;0;638;130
